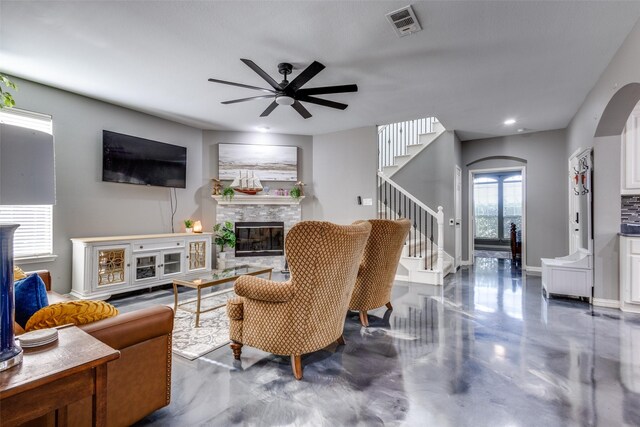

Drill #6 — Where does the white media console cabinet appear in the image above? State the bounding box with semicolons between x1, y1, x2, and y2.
70;232;213;300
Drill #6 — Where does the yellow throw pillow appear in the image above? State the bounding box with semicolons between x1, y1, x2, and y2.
14;322;25;336
25;300;119;332
13;266;27;281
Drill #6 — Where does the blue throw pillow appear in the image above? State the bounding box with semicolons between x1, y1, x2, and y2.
14;273;49;328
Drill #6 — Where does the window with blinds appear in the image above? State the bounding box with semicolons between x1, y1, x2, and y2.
0;108;54;259
0;108;52;134
0;206;53;257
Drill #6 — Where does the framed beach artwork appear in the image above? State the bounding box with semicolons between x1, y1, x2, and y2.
218;143;298;181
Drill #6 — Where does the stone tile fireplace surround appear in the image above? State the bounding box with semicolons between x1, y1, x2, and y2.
215;200;302;270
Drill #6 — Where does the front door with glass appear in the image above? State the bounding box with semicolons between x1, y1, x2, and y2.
473;172;522;250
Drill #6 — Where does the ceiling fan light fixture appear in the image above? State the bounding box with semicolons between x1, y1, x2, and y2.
275;95;295;106
208;59;357;119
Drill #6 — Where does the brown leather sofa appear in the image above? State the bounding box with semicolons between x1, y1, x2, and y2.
19;271;174;427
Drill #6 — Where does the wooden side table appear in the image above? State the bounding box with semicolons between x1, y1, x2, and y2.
0;326;120;427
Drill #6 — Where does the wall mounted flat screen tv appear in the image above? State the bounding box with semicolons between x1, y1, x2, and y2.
102;130;187;188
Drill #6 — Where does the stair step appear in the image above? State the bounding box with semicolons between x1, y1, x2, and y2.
394;154;412;167
398;252;452;286
407;144;424;156
382;165;399;175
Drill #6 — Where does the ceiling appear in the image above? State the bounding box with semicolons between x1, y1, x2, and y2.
1;1;639;140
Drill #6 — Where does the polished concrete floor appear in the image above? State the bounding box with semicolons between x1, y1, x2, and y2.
114;257;640;426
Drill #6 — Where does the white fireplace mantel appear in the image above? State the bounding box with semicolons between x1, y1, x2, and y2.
211;195;305;205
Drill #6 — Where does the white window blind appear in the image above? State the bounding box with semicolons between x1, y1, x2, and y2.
0;108;54;259
0;206;53;258
0;108;53;135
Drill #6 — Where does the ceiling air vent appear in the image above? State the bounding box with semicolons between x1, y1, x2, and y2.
386;5;422;38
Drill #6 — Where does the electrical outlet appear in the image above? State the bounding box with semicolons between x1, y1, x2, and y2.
363;198;373;206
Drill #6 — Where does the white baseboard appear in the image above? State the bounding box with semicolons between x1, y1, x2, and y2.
592;298;620;309
394;274;410;282
524;265;541;274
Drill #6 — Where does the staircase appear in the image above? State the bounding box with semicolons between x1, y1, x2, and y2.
377;117;453;285
378;117;446;176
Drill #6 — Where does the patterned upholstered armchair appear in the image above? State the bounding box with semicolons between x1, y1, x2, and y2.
226;221;371;380
349;219;411;326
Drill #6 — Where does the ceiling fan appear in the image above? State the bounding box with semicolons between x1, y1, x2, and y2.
208;59;358;119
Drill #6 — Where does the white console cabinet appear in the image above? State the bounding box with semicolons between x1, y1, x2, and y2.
71;233;213;300
620;236;640;313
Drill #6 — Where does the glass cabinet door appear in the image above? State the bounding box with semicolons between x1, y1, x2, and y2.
163;251;183;276
96;247;129;287
134;253;159;281
188;240;207;271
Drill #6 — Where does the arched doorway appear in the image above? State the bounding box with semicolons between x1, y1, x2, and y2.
595;83;640;137
591;82;640;307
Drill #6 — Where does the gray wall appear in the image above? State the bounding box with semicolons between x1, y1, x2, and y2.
201;130;313;231
593;135;621;301
312;126;377;224
392;131;461;256
567;20;640;156
11;77;204;293
461;129;568;268
565;20;640;301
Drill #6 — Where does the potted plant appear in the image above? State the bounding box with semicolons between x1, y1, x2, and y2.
290;181;305;199
222;186;235;201
184;219;194;233
289;186;301;199
0;74;17;109
214;221;236;253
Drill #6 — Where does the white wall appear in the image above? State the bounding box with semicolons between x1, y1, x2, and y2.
11;78;203;293
312;126;377;224
565;20;640;301
201;130;313;232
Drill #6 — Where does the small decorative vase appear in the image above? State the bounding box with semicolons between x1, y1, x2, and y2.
0;224;23;372
185;228;193;233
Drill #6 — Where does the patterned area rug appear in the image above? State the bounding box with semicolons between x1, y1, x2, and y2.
169;288;237;360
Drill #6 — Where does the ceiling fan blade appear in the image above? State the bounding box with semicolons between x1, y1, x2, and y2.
296;84;358;96
288;61;325;92
260;101;279;117
297;95;348;110
208;78;275;94
291;100;312;119
241;59;282;91
221;95;276;105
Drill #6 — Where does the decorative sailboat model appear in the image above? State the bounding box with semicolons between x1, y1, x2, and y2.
231;170;263;195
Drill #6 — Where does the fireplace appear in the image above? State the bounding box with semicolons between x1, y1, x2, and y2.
235;221;285;257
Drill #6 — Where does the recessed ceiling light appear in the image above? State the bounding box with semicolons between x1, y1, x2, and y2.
257;126;270;133
504;119;516;125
